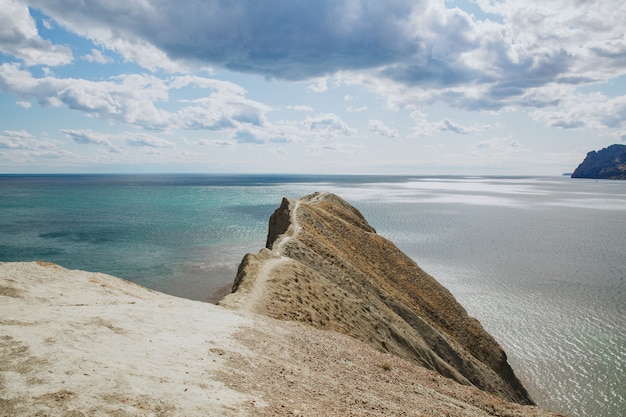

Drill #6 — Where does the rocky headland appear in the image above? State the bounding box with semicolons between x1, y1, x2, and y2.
221;192;531;405
0;193;567;416
571;144;626;179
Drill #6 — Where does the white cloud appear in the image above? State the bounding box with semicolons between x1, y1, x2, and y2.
61;129;180;152
303;113;356;137
0;64;172;128
171;75;273;131
471;137;521;154
307;143;361;154
41;18;53;30
287;105;314;112
0;64;274;133
438;119;490;135
0;0;73;66
82;49;113;64
125;133;175;148
410;110;438;137
410;110;492;137
61;129;113;148
177;95;270;131
307;78;328;93
529;92;626;134
231;125;297;145
0;130;56;150
194;139;236;149
368;120;398;137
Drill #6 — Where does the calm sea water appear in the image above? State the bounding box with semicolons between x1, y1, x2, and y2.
1;174;624;417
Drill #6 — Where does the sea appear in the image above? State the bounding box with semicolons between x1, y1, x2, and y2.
0;174;624;417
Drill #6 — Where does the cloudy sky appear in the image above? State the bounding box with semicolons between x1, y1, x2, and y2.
1;0;625;174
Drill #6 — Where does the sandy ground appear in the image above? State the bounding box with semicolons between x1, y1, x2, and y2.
0;261;566;416
1;261;258;416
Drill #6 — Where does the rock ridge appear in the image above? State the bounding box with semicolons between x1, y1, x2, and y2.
221;192;533;405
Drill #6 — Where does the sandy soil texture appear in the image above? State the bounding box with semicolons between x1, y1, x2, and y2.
1;261;566;416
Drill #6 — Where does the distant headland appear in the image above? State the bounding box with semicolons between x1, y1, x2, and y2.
571;144;626;179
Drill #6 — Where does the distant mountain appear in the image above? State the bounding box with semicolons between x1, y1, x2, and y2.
572;144;626;179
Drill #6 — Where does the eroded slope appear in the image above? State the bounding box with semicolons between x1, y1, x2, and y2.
221;192;533;405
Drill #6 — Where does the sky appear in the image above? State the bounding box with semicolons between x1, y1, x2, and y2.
1;0;625;175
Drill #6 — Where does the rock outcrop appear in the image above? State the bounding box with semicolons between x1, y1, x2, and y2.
221;192;533;405
571;144;626;179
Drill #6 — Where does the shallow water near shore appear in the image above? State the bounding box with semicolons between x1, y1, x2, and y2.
1;174;624;417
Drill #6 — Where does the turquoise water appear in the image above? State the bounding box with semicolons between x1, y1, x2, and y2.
1;174;624;417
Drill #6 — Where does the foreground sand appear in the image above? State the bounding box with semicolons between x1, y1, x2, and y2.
0;261;566;416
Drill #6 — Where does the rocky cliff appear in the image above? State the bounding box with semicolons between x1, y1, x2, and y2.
220;192;533;405
571;144;626;179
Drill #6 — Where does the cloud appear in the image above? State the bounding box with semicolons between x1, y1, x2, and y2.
438;119;489;135
347;105;368;112
307;144;361;154
0;63;172;128
212;140;236;149
61;129;113;147
173;75;272;130
5;0;626;139
303;113;356;137
191;138;237;149
0;63;273;133
0;130;56;150
125;134;175;148
307;78;328;93
62;129;179;152
232;130;263;145
410;110;437;137
529;92;626;133
368;120;398;137
176;80;269;131
19;1;626;85
236;130;290;144
178;95;269;130
82;49;112;64
410;110;490;137
24;0;463;84
287;105;314;112
0;0;73;66
24;0;415;77
471;137;521;154
0;130;34;149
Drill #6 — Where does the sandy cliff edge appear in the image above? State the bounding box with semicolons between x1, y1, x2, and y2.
1;261;566;416
220;192;533;405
